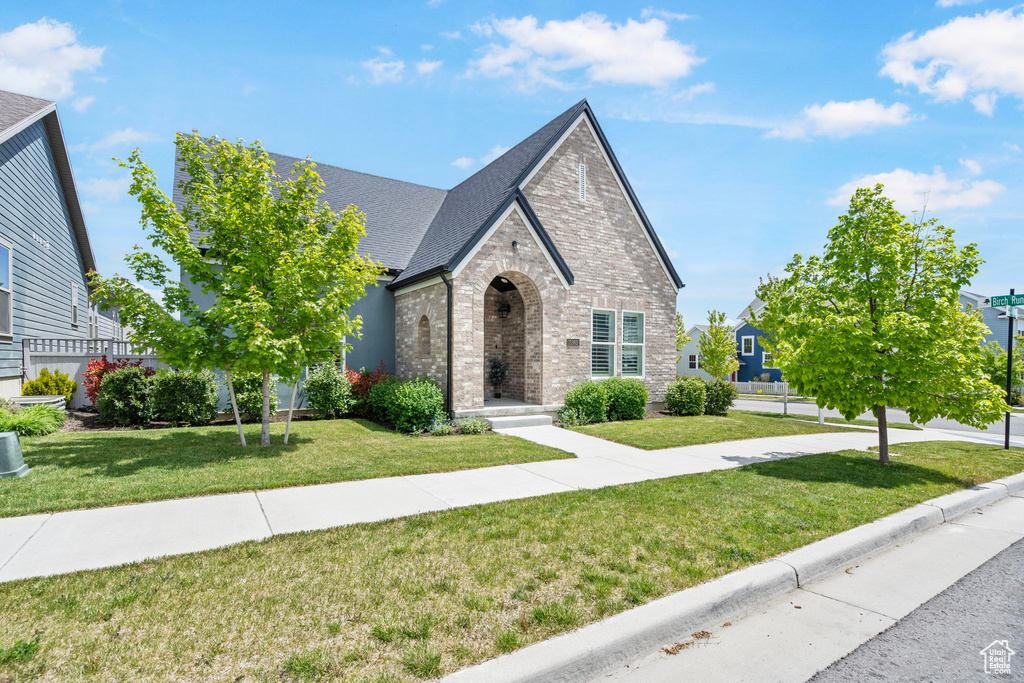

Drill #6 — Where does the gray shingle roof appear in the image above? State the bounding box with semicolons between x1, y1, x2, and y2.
0;89;53;138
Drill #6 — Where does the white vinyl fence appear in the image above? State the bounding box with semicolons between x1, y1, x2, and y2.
23;338;168;409
732;381;790;396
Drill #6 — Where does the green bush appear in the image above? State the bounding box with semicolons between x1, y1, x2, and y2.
456;416;489;435
305;364;354;419
368;376;400;422
22;368;77;405
556;405;585;427
98;366;154;426
604;377;649;421
665;377;706;416
563;380;609;425
230;373;279;423
0;405;65;436
151;370;219;426
368;377;445;433
429;419;455;436
704;379;738;416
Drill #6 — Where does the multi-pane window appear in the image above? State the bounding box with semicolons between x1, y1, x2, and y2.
741;335;754;356
71;280;79;327
0;242;10;338
621;311;644;377
762;351;775;368
591;309;615;377
689;354;698;369
88;304;98;338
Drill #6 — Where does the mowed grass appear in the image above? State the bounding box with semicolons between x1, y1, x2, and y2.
2;419;569;518
1;441;1020;682
573;410;860;450
735;410;923;431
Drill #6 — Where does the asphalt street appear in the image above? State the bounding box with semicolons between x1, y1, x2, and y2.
734;398;1024;441
810;537;1024;682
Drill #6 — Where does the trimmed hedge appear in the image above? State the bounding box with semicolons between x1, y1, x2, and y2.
305;364;354;419
98;366;154;426
563;380;610;425
703;379;738;416
665;376;706;416
369;377;445;433
604;377;649;421
152;370;219;426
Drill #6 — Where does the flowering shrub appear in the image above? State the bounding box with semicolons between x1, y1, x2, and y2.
345;360;392;415
83;356;155;406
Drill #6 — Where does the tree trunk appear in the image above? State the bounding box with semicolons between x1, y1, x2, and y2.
283;379;298;445
261;370;271;446
225;370;247;447
875;404;889;464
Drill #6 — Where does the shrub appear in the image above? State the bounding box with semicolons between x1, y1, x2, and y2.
665;377;706;416
83;356;155;406
151;370;219;426
604;377;649;421
305;364;354;419
368;376;400;422
563;380;609;425
429;418;455;436
556;405;586;428
390;378;445;433
704;379;738;417
98;366;154;426
22;368;78;405
0;405;65;436
345;360;391;415
456;416;489;435
230;372;279;422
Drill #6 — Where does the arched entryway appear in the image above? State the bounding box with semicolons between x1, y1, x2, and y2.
482;272;543;405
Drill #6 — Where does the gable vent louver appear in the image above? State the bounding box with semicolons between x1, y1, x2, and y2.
578;158;587;202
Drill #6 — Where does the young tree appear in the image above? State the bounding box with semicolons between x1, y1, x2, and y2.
90;132;382;446
754;184;1005;463
981;337;1024;401
698;310;740;380
675;312;690;364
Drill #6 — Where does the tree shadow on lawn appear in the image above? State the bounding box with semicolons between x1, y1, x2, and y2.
743;451;974;490
21;428;310;479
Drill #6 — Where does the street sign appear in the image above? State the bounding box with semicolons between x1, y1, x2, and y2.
990;293;1024;307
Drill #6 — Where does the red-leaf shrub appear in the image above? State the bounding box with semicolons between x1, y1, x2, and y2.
83;356;156;406
345;360;391;414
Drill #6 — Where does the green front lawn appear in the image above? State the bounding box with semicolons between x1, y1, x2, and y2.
573;410;860;450
0;441;1019;682
2;419;570;519
735;410;923;431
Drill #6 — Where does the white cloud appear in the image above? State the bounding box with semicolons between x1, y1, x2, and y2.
451;157;474;169
672;81;715;100
640;8;693;22
880;9;1024;114
0;18;104;101
767;99;916;139
959;157;982;175
467;12;704;89
79;175;131;202
71;95;94;112
416;59;442;75
90;127;155;151
427;0;443;7
480;144;510;164
441;30;462;39
828;167;1004;212
362;57;404;84
936;0;981;6
375;46;393;57
421;44;434;51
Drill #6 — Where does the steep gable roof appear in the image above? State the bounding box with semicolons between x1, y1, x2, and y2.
0;89;96;274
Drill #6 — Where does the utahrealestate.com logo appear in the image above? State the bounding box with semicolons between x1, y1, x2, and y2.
980;640;1015;675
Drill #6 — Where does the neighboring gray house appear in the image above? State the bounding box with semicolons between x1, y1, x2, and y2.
675;324;713;379
0;90;124;399
961;291;1020;347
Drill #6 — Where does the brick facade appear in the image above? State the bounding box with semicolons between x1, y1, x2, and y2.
394;116;678;412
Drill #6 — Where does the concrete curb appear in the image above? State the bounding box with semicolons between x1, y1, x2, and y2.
439;475;1018;683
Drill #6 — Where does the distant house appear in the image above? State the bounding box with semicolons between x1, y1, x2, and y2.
675;324;712;379
961;291;1021;346
0;90;124;399
733;298;782;383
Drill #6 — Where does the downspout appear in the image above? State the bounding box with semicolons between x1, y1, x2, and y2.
440;272;454;418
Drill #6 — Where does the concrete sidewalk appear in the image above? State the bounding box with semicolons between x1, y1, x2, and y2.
596;495;1024;682
0;425;973;583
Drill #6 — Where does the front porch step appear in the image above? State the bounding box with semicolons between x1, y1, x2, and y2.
454;403;563;418
485;414;553;429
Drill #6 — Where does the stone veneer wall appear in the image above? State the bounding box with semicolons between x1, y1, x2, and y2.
483;286;526;400
394;280;448;396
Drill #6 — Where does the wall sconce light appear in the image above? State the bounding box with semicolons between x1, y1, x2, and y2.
497;303;511;319
512;240;520;252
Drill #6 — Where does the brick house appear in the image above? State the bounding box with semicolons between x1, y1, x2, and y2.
179;100;683;414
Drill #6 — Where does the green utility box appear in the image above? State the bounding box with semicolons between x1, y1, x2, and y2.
0;431;29;478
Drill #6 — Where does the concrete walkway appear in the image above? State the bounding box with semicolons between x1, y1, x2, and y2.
597;494;1024;682
0;425;976;583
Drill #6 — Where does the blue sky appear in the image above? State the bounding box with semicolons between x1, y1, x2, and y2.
2;0;1021;325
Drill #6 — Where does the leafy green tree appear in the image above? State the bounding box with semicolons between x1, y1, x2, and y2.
981;337;1024;401
698;310;740;380
755;185;1004;463
90;132;382;446
675;312;690;364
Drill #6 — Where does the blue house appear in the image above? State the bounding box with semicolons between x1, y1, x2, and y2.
732;298;782;383
0;90;123;399
961;291;1021;347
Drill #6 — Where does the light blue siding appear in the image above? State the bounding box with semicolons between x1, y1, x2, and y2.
675;328;713;379
347;281;396;373
961;294;1021;347
735;322;782;382
0;120;115;381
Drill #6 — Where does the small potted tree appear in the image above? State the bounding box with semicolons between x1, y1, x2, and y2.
488;357;508;399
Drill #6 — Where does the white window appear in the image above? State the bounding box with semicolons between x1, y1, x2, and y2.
762;351;775;368
0;241;11;339
741;335;755;356
88;304;98;338
591;309;615;377
578;161;587;202
70;280;79;327
621;311;645;377
689;354;698;370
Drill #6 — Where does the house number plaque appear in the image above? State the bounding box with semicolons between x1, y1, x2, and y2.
566;338;580;347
